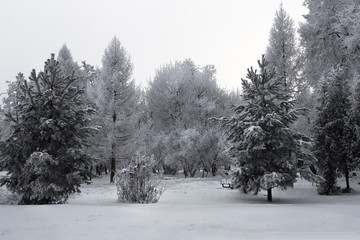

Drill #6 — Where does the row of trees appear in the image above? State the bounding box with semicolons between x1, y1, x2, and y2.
1;1;359;204
0;36;237;203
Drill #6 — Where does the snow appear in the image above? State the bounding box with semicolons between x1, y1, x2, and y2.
1;172;360;240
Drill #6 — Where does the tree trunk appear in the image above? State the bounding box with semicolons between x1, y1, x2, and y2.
110;95;117;183
163;163;177;175
211;163;217;176
110;148;116;183
183;168;188;178
267;188;272;202
345;170;350;191
190;169;197;177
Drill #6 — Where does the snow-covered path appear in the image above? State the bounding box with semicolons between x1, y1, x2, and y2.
1;176;360;240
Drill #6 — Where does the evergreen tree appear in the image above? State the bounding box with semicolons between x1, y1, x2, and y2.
57;44;80;77
314;66;352;194
266;3;300;93
0;77;23;141
218;55;316;202
0;54;95;204
0;106;6;142
267;4;313;138
87;36;137;183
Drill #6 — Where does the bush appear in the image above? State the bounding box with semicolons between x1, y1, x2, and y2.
115;155;163;203
317;181;342;195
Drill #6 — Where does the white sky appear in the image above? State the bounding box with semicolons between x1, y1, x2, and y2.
0;0;307;96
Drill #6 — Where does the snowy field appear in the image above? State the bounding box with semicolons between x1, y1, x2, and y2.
1;172;360;240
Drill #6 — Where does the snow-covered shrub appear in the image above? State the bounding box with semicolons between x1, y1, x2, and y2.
19;152;82;204
115;155;163;203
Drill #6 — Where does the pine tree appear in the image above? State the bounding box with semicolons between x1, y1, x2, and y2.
0;54;96;204
314;66;352;195
218;55;316;202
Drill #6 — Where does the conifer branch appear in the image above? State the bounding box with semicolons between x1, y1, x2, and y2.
23;79;35;106
29;69;42;95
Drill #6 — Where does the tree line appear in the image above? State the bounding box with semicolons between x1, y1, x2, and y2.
0;0;359;203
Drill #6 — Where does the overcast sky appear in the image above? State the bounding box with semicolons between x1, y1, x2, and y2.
0;0;307;96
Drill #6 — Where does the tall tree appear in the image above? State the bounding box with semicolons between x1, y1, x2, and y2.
57;44;80;77
332;0;360;73
313;66;352;194
300;0;360;87
266;4;314;138
57;44;89;91
217;55;316;202
299;0;346;88
88;37;137;183
0;54;95;204
266;3;300;93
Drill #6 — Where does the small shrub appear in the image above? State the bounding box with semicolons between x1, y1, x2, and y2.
317;182;342;195
342;188;353;193
115;155;163;203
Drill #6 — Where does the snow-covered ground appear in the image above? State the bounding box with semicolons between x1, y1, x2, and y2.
1;172;360;240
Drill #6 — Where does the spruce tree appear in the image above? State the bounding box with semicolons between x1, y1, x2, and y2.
0;54;95;204
219;55;315;202
314;66;352;194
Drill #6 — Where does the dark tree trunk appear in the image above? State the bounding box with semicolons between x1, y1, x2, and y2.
183;168;188;178
345;170;350;191
110;152;116;183
110;101;117;183
190;169;197;177
211;163;217;176
163;164;177;175
267;188;272;202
